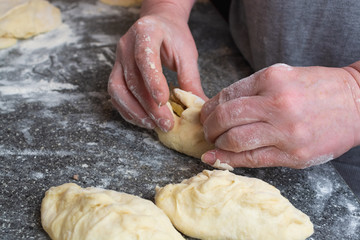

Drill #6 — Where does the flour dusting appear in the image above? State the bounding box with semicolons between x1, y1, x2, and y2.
0;78;81;112
0;79;77;96
0;147;75;157
307;171;333;213
19;24;78;51
31;172;45;180
305;154;334;168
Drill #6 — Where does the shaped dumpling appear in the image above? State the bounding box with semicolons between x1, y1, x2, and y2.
41;183;184;240
155;170;314;240
155;88;214;159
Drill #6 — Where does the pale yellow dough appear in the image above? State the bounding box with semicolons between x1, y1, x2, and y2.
0;0;61;48
100;0;142;7
0;37;16;48
211;158;234;171
41;183;185;240
155;88;214;159
155;170;314;240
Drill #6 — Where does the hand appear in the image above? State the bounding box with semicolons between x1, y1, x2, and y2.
200;63;360;169
108;0;207;132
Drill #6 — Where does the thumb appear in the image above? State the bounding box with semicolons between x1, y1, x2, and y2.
201;147;302;169
177;56;208;101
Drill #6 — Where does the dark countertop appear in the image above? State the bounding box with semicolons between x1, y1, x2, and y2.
1;1;360;239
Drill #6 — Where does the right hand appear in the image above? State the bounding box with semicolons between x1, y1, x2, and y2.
108;1;207;132
200;63;360;169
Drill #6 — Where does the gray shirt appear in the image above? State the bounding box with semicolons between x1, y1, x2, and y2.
229;0;360;71
229;0;360;198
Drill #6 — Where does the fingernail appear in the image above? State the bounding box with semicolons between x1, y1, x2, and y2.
158;118;171;132
201;151;217;165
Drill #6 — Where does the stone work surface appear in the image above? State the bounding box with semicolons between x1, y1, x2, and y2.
0;0;359;239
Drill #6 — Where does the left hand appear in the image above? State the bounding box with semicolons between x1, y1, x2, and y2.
200;63;360;169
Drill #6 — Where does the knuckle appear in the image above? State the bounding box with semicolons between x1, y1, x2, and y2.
213;104;228;128
108;79;129;99
108;77;120;97
244;150;258;167
218;87;232;103
293;147;311;163
117;37;127;52
290;122;311;143
271;63;293;71
218;128;242;152
271;92;299;116
107;79;115;95
134;50;144;65
134;16;156;31
263;65;284;81
225;132;239;151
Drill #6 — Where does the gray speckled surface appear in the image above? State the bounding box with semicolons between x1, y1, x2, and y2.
0;1;360;239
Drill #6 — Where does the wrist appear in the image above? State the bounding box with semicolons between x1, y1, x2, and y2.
140;0;195;22
343;61;360;146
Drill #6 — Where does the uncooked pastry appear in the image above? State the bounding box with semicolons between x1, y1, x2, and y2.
41;183;185;240
155;88;214;159
0;37;16;48
211;158;234;171
0;0;61;48
155;170;314;240
100;0;142;7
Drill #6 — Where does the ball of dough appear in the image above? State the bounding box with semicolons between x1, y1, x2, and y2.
155;170;314;240
0;0;61;40
155;88;214;159
41;183;185;240
0;37;17;48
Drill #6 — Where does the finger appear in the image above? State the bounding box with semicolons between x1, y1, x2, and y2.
176;50;208;101
215;122;279;152
203;96;270;142
121;48;174;132
108;62;156;129
110;98;155;128
134;30;169;106
201;147;301;169
200;71;263;123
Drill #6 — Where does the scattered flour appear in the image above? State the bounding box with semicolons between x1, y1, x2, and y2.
67;1;125;18
86;142;98;146
0;79;77;96
305;154;334;168
307;171;333;213
97;53;113;67
0;147;75;157
81;164;89;168
96;177;112;188
20;127;33;145
143;137;162;149
0;78;81;112
19;24;78;51
31;172;45;180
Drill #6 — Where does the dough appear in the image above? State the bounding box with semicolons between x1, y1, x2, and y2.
0;0;61;48
41;183;185;240
155;170;314;240
0;37;16;48
155;88;214;159
100;0;142;7
211;159;234;171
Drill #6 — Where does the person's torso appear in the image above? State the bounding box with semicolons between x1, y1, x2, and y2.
229;0;360;70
